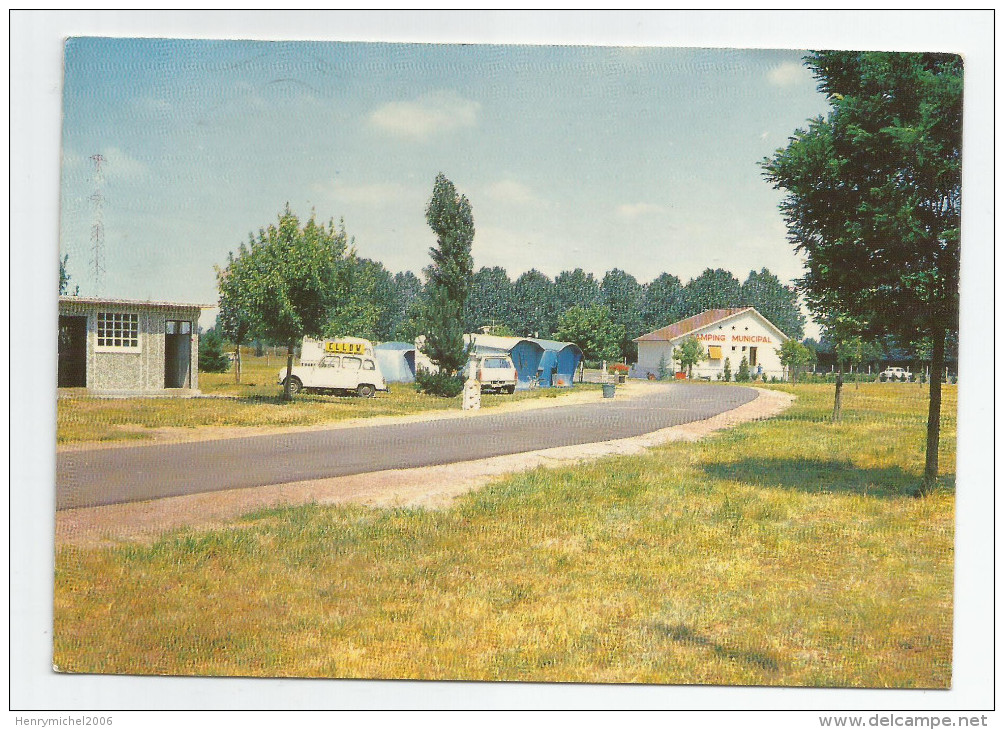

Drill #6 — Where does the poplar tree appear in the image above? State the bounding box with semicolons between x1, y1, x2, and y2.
421;173;475;380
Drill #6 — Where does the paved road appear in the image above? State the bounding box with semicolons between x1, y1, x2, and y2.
56;384;757;510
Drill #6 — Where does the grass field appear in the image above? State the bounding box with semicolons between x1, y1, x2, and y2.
57;355;592;444
53;383;955;686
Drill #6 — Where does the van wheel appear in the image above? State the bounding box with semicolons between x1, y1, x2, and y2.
356;384;376;398
505;385;515;394
285;377;302;395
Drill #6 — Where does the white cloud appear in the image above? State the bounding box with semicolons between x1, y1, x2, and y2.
369;91;480;140
616;202;664;219
767;62;809;88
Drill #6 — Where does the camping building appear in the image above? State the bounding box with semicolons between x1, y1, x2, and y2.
633;307;790;381
58;296;211;394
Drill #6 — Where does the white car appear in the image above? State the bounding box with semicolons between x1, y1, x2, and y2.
279;352;388;397
878;367;912;381
464;355;518;394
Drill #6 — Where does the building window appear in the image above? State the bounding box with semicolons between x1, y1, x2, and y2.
97;312;139;350
708;345;723;360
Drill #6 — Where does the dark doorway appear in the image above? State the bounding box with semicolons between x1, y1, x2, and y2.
165;320;192;388
58;316;87;387
749;346;758;368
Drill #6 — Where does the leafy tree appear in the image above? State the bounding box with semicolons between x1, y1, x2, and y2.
600;269;645;361
722;357;732;382
553;304;623;362
420;173;475;383
822;311;866;420
684;268;742;314
739;268;805;339
674;336;706;379
641;272;689;332
762;51;961;493
777;339;814;385
465;266;514;333
554;268;601;317
325;254;396;341
216;244;257;383
512;269;557;337
387;271;424;341
198;327;230;373
237;205;343;400
736;355;751;383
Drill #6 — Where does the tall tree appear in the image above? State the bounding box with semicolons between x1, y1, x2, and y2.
739;268;806;339
421;173;475;378
600;269;644;361
641;272;689;332
465;266;514;333
762;51;961;493
512;269;557;337
684;268;742;314
554;268;601;317
238;205;343;400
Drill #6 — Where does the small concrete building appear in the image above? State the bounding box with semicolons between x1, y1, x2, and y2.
633;307;790;381
58;296;211;395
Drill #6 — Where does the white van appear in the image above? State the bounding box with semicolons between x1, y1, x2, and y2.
278;338;388;397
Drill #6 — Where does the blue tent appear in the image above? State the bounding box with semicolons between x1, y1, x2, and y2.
530;338;583;387
466;334;545;390
374;341;417;383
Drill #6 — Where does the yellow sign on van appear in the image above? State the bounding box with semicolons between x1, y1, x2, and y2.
324;341;365;355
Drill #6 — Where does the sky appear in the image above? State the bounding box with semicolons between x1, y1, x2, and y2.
59;38;832;335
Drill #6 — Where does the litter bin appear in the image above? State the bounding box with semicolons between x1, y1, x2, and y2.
602;383;616;399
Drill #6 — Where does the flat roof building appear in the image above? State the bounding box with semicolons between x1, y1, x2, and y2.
58;296;212;395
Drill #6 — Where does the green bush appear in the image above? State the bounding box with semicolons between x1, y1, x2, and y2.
198;329;231;373
736;356;751;383
415;368;465;397
722;357;732;382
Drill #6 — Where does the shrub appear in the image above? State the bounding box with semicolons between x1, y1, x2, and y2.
415;368;464;397
722;357;732;382
879;373;888;382
736;356;751;383
657;354;671;381
920;371;927;384
198;329;231;373
769;376;779;384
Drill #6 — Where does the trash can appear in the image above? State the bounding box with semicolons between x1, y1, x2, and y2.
602;383;616;399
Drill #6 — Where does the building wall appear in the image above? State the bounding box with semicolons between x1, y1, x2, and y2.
58;300;201;393
636;310;788;380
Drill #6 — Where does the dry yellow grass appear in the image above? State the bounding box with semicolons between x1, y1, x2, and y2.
53;383;955;686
